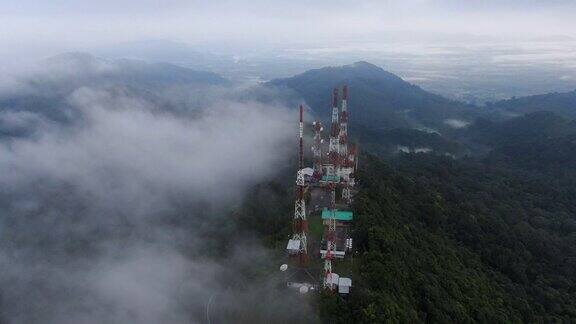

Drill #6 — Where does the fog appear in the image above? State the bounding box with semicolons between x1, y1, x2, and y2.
0;62;316;323
2;0;575;59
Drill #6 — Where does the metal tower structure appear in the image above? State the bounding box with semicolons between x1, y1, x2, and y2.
312;121;323;178
323;182;337;289
327;88;340;179
292;104;308;266
342;183;352;204
339;85;349;157
340;85;352;203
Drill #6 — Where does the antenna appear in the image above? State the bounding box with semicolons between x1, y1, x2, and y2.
287;105;308;266
327;88;340;179
340;85;352;203
312;120;323;177
339;85;348;157
323;182;337;290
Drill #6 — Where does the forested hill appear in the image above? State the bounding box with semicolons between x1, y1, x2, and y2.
319;152;576;323
266;62;475;131
313;106;576;321
462;111;576;147
486;89;576;119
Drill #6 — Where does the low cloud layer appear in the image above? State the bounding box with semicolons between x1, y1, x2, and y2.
444;118;470;129
0;67;312;323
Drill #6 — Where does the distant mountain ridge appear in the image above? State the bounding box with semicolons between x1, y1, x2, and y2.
0;52;230;122
486;89;576;119
42;52;230;89
266;61;475;131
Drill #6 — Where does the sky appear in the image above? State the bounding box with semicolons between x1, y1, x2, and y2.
1;0;575;101
2;0;576;58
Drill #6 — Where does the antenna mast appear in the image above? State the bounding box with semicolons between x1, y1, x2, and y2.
339;85;349;157
292;105;308;265
312;121;323;177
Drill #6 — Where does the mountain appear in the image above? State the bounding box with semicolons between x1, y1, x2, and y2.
41;52;230;90
486;90;576;119
266;61;475;131
0;52;231;131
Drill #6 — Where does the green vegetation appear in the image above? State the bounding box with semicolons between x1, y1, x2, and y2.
354;125;464;157
234;181;293;248
320;147;576;322
309;212;324;239
461;111;576;148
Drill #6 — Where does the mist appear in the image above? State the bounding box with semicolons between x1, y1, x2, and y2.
0;64;315;323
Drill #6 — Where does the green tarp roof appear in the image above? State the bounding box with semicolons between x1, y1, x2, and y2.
321;175;340;182
321;208;353;221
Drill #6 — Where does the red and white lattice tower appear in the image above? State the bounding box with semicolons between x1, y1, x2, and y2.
312;120;323;178
340;85;352;203
292;104;308;266
349;143;358;179
339;85;349;157
327;88;340;179
323;182;337;289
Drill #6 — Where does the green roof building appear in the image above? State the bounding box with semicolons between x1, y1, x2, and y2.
321;175;340;183
321;208;353;222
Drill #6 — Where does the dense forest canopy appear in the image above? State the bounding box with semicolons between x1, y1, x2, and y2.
317;108;576;322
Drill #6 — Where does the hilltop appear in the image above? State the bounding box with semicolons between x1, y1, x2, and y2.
267;61;476;131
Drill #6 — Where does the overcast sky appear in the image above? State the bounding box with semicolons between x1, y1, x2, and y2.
1;0;575;58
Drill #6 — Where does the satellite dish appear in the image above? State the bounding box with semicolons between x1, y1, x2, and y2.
299;286;309;294
280;264;288;272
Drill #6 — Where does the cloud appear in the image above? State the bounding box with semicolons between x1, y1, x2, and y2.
3;87;292;206
0;72;311;323
414;147;433;153
444;118;470;129
0;111;45;135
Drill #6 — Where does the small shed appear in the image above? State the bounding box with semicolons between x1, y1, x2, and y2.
338;277;352;294
301;167;314;177
286;239;300;254
328;273;340;290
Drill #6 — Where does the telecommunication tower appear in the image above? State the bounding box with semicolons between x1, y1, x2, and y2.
312;121;323;177
327;89;340;178
289;105;308;266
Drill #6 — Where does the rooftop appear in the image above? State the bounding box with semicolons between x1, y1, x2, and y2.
321;208;353;221
321;175;340;182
